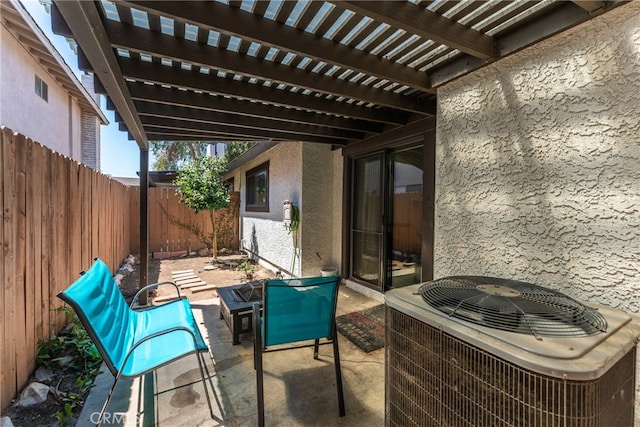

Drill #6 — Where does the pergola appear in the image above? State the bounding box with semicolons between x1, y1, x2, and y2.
50;0;623;297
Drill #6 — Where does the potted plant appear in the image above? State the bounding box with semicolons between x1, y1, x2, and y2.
236;259;256;280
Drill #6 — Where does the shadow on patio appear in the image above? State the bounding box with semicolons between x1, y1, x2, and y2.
77;285;385;426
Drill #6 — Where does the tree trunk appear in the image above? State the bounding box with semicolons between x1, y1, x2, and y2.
209;210;218;259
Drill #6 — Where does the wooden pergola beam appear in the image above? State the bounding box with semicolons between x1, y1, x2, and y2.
52;1;147;148
117;56;412;125
104;20;433;114
134;101;364;141
338;1;496;60
128;83;384;134
123;0;432;92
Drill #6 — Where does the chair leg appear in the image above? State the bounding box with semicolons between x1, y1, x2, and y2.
196;351;215;419
96;374;121;427
332;337;346;417
253;304;265;427
313;338;320;359
256;346;265;427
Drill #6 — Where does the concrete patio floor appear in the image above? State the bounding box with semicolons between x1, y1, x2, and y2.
78;284;385;426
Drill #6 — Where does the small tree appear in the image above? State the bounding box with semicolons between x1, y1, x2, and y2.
174;155;229;258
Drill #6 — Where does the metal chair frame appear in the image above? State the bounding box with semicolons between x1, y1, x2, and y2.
57;258;214;426
252;276;345;427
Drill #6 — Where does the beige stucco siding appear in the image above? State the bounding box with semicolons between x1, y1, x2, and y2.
1;25;83;161
435;2;640;312
232;142;340;277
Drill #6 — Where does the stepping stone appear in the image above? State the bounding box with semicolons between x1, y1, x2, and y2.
173;272;197;280
172;269;194;275
203;265;218;271
175;277;202;285
190;284;218;293
154;294;180;303
179;281;208;289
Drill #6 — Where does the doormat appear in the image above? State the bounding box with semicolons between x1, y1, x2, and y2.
336;304;385;353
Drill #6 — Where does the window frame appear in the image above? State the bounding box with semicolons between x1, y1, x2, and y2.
35;75;48;102
245;161;269;212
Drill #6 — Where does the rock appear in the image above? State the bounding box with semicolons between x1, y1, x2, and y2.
198;248;211;256
56;355;74;367
1;417;15;427
34;366;54;383
17;382;49;406
118;264;134;275
203;265;218;271
125;254;136;265
113;274;123;285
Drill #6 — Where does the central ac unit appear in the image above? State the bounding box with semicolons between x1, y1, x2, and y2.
385;276;640;426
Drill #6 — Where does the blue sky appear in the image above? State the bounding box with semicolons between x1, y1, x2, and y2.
21;0;152;178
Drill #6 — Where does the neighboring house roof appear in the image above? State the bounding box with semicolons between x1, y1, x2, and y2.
225;141;279;174
0;0;108;125
113;171;178;187
110;176;140;187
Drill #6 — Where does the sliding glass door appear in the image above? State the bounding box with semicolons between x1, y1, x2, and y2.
387;146;423;290
350;145;424;291
351;153;384;288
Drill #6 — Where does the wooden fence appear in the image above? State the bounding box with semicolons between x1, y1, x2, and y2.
1;128;131;409
1;127;241;407
128;188;240;256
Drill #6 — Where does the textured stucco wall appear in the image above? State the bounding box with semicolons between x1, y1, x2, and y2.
300;143;337;276
435;2;640;313
235;142;340;277
0;25;82;161
239;142;303;276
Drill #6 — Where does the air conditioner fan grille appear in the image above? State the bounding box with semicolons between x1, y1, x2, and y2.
419;277;607;337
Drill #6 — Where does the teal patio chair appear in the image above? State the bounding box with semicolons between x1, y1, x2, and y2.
57;258;214;426
252;275;345;427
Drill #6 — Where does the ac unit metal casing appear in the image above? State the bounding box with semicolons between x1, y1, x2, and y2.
385;279;640;426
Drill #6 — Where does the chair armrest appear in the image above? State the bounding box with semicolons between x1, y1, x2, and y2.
130;281;182;308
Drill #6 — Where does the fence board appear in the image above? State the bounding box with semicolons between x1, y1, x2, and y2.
0;129;4;409
23;137;37;382
14;133;28;390
1;128;15;409
3;128;18;406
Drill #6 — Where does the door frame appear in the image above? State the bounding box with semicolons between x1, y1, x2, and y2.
341;117;436;292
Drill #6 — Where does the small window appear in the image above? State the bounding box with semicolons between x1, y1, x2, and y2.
246;162;269;212
35;75;48;102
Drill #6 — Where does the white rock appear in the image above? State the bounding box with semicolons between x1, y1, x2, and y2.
1;417;14;427
34;366;53;383
118;264;134;274
17;382;49;406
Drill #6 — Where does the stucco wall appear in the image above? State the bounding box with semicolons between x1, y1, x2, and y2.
435;2;640;313
233;142;340;277
0;25;83;161
300;143;338;276
238;142;303;276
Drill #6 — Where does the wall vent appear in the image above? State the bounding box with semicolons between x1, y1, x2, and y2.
385;277;640;426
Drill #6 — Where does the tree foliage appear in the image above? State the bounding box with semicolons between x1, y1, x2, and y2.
174;155;229;213
150;141;207;170
151;140;254;170
224;141;256;163
173;156;230;257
